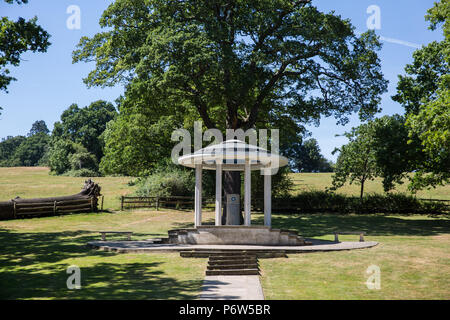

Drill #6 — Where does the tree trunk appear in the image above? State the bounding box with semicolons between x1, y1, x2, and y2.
0;179;101;220
222;171;243;225
360;179;365;202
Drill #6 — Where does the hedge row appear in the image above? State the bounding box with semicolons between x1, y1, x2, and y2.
254;191;449;214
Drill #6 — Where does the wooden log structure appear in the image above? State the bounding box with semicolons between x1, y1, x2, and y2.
0;179;101;220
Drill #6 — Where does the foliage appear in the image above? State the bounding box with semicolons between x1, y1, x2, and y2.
406;89;450;190
274;190;448;214
100;113;180;176
73;0;387;132
283;138;333;172
47;139;78;175
251;166;294;201
28;120;49;137
47;139;100;176
9;132;49;166
51;100;117;161
0;135;26;166
69;151;99;172
426;0;450;39
0;120;50;167
135;165;196;198
73;0;388;193
367;115;423;192
0;0;51;96
330;124;379;199
331;115;431;195
392;41;448;115
394;0;450;190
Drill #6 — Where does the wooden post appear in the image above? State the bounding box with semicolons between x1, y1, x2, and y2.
334;233;339;242
53;201;57;215
121;196;124;211
156;197;159;211
90;197;94;212
101;196;104;212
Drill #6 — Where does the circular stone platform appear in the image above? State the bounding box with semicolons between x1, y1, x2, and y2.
87;238;378;254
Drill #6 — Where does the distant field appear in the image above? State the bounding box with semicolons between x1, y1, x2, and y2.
290;172;450;200
0;168;448;212
0;167;137;210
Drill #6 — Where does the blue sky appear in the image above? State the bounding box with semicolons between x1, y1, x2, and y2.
0;0;443;161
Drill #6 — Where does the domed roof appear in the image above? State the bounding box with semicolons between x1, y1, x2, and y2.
178;139;289;171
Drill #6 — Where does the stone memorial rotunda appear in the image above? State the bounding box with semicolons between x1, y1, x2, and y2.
171;139;309;246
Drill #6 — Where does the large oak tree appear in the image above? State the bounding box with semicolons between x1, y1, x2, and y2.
73;0;388;223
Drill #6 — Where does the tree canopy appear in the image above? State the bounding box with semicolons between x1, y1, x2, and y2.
0;120;50;167
283;138;333;172
394;0;449;190
74;0;387;130
73;0;388;185
0;0;51;97
28;120;50;137
51;100;117;161
331;123;379;200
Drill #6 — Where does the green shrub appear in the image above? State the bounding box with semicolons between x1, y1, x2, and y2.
48;139;75;175
135;168;194;197
270;191;448;214
69;151;98;171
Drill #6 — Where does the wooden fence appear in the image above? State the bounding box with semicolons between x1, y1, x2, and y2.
13;198;95;218
120;195;450;212
121;196;215;210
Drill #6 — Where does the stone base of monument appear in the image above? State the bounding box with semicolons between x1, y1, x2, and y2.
154;225;311;246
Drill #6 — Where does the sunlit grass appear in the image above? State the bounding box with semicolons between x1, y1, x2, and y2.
290;172;450;200
0;209;210;300
0;167;448;300
258;213;450;300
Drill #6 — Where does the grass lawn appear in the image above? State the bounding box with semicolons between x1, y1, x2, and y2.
0;210;210;299
0;209;448;299
0;167;449;299
290;172;450;200
259;214;450;300
0;167;137;210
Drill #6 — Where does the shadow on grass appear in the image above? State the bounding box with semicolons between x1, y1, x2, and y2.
251;213;450;237
0;229;202;299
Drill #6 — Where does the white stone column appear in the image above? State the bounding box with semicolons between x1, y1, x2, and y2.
195;164;202;227
244;159;251;226
264;170;272;227
215;162;222;226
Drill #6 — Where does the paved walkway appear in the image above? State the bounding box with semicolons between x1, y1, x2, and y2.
87;239;379;253
198;275;264;300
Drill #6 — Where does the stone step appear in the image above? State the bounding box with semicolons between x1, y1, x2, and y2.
180;251;256;258
208;259;258;266
149;238;170;244
179;250;288;258
206;269;260;276
209;255;257;260
207;264;259;270
183;250;257;255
